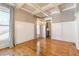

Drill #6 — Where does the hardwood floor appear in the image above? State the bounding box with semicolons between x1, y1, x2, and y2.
0;38;79;56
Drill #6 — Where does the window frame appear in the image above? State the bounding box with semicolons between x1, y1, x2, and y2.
0;3;15;48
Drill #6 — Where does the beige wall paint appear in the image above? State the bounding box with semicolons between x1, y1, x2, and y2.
14;8;36;23
51;8;75;23
14;8;36;44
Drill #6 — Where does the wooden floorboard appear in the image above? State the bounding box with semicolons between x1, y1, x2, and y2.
0;38;79;56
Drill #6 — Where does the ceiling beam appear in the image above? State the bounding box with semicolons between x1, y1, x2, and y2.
41;4;54;11
16;3;24;8
21;8;33;14
32;3;62;16
26;3;49;17
32;3;53;14
17;3;63;18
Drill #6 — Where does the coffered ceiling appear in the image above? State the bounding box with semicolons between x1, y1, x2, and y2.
16;3;76;18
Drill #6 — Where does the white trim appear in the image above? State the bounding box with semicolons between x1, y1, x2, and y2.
44;17;52;20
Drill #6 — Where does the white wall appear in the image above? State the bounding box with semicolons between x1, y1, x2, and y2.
51;21;76;43
48;5;79;50
50;7;76;43
15;21;34;44
14;8;35;44
75;4;79;49
62;21;76;42
51;23;62;40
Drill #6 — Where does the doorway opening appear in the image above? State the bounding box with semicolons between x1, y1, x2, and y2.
46;20;51;38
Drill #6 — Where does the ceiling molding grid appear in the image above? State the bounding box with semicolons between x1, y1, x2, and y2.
16;3;76;18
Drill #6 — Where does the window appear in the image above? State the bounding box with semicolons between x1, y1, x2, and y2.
0;6;10;40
